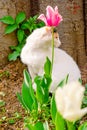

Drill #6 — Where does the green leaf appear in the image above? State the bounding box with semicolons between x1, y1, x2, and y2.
21;21;29;30
85;84;87;89
17;93;28;110
33;15;38;21
34;75;51;104
34;121;45;130
25;124;34;130
78;78;82;84
51;95;57;124
10;40;25;52
16;12;26;24
5;24;18;34
10;45;21;52
66;121;76;130
0;16;15;24
55;111;66;130
22;70;38;112
43;121;49;130
23;69;32;88
34;76;45;104
10;46;17;50
0;100;5;107
83;96;87;106
8;51;20;61
34;58;52;104
37;21;45;28
78;122;87;130
44;57;52;77
22;81;33;111
26;121;45;130
24;70;37;105
8;119;15;124
22;15;45;33
57;74;69;87
14;112;22;119
17;29;25;43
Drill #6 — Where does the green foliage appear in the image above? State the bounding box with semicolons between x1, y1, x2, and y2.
78;122;87;130
0;70;10;80
17;56;87;129
51;95;57;124
0;111;22;125
5;24;18;34
26;121;49;130
16;12;26;24
8;119;16;124
82;84;87;108
51;94;66;130
66;121;76;130
34;57;52;104
17;70;38;112
17;58;52;129
57;74;69;87
0;100;5;107
55;112;66;130
17;29;25;43
8;51;20;61
44;57;52;77
0;16;15;24
0;12;45;61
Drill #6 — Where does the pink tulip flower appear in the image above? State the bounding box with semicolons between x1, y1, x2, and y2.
38;6;63;27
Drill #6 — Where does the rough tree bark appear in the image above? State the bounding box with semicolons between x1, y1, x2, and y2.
37;0;87;68
0;0;86;68
0;0;30;68
83;0;87;54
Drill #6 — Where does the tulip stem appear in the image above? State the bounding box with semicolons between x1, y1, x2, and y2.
66;121;76;130
51;27;54;75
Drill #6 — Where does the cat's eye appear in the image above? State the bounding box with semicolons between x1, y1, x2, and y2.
53;28;57;33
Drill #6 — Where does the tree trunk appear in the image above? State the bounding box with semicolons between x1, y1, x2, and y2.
37;0;87;68
0;0;30;68
0;0;86;68
83;0;87;54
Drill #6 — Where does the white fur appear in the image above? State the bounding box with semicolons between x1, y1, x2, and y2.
21;26;81;92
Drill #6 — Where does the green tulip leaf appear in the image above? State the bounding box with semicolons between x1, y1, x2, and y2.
78;122;87;130
51;95;57;124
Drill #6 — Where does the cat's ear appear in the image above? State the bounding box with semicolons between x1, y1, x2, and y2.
45;26;52;32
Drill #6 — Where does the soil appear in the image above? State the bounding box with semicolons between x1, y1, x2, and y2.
0;59;27;130
0;59;87;130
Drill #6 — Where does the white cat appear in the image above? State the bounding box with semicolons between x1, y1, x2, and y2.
20;26;81;92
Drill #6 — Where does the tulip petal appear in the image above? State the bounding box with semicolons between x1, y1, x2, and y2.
64;108;87;122
38;5;63;26
54;6;63;21
46;6;55;19
55;81;87;122
46;6;63;26
54;6;63;26
38;14;47;25
46;6;55;26
54;6;58;13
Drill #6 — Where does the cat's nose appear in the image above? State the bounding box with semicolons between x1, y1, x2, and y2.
55;36;58;39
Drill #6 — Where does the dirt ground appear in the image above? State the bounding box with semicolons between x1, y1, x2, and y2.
0;59;27;130
0;59;87;130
